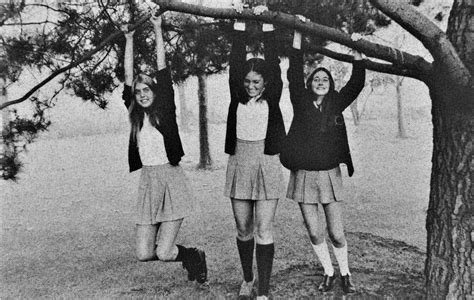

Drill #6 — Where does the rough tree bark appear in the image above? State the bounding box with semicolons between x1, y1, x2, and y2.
425;74;472;298
422;0;473;297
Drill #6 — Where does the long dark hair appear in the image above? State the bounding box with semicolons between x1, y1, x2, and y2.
306;67;337;132
129;73;161;142
240;57;271;104
305;67;336;103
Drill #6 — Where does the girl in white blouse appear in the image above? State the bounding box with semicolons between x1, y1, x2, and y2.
121;8;207;285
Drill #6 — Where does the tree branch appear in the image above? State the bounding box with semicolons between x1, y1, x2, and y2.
306;44;425;80
370;0;471;86
2;21;60;26
154;0;433;75
0;11;162;111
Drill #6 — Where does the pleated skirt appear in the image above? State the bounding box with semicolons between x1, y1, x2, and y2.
224;139;283;201
286;166;345;204
136;164;193;224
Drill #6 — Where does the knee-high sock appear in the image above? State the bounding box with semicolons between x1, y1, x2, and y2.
237;238;254;282
312;241;334;276
256;243;274;296
332;243;350;276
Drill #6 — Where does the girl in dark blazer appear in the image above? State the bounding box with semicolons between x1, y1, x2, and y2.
121;9;207;285
280;20;365;294
224;2;285;299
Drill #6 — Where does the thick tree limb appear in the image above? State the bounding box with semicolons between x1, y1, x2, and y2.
370;0;471;86
154;0;432;76
0;12;160;111
306;45;424;80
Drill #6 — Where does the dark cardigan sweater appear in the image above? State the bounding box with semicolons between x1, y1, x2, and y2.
225;31;286;155
122;68;184;172
279;49;365;176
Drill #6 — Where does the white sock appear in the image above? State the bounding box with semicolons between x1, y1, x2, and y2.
332;244;350;276
312;241;334;276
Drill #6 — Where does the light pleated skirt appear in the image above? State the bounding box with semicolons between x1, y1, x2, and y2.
224;139;283;201
286;166;345;204
136;164;193;224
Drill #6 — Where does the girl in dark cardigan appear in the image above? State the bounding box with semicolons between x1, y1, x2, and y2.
121;9;207;285
280;19;365;294
224;2;285;299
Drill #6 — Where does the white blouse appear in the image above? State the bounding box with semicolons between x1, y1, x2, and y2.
138;114;167;166
236;97;269;141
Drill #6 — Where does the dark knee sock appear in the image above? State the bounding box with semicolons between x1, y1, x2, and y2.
237;238;255;282
175;244;189;262
256;243;274;296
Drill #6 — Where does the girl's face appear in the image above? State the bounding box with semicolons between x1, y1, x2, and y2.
134;82;155;108
244;71;265;98
311;71;330;96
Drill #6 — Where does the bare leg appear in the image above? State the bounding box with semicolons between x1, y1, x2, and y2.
136;224;159;261
155;219;183;261
299;203;334;276
323;202;345;248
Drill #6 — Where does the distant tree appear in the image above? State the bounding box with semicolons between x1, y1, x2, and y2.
164;12;230;169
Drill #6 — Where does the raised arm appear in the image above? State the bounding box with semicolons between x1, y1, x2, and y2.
229;29;247;102
262;30;282;103
287;17;307;107
287;48;306;107
121;25;134;108
151;12;166;71
336;43;366;111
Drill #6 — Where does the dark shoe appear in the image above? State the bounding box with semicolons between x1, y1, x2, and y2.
193;249;208;284
181;252;195;281
318;274;336;292
341;274;356;294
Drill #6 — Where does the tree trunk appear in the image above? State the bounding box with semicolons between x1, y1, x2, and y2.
425;1;474;295
0;77;7;129
197;73;212;169
424;78;473;298
395;76;407;138
178;82;191;132
349;101;360;126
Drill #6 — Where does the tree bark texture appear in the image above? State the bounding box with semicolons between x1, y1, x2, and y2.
197;73;212;169
446;0;474;76
425;78;473;298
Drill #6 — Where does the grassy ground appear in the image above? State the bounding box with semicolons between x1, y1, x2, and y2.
2;115;431;298
2;69;432;298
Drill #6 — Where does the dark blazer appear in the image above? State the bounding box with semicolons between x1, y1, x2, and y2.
225;31;286;155
280;49;365;176
122;68;184;172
